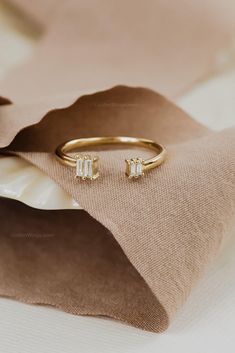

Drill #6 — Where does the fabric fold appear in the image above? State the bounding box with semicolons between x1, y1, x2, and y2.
0;198;169;332
1;86;235;332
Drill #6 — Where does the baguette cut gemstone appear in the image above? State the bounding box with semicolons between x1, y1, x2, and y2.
75;155;99;180
76;158;83;177
87;159;93;178
130;160;136;177
136;161;143;176
83;158;89;177
125;158;144;178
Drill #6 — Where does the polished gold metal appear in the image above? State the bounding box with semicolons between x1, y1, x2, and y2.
55;136;166;180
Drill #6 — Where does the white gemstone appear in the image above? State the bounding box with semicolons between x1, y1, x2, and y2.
83;159;89;177
87;159;93;178
130;160;136;176
76;158;83;177
76;156;93;178
136;161;143;176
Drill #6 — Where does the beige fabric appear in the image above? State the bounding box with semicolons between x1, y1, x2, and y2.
2;0;235;103
0;87;235;332
0;197;167;331
0;1;235;333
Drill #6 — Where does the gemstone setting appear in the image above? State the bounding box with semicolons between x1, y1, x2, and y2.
125;158;144;179
75;155;99;180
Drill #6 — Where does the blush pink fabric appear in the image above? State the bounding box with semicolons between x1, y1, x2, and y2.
2;0;235;101
0;0;235;332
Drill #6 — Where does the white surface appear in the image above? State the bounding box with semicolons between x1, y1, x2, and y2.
0;155;81;209
178;65;235;131
0;3;235;353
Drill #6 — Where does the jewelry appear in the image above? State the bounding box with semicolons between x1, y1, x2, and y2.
55;136;166;180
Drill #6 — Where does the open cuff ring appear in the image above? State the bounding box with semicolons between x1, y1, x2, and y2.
55;136;167;180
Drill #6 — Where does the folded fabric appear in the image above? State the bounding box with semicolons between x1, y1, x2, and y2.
0;86;234;332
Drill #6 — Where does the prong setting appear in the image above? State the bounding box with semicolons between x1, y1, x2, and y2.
75;154;99;180
125;158;144;179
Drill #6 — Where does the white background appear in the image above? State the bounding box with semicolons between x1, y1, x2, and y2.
0;3;235;352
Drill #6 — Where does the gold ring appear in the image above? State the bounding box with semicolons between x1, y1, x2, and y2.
55;136;166;180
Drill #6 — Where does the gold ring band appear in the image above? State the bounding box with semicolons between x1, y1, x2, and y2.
55;136;166;180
